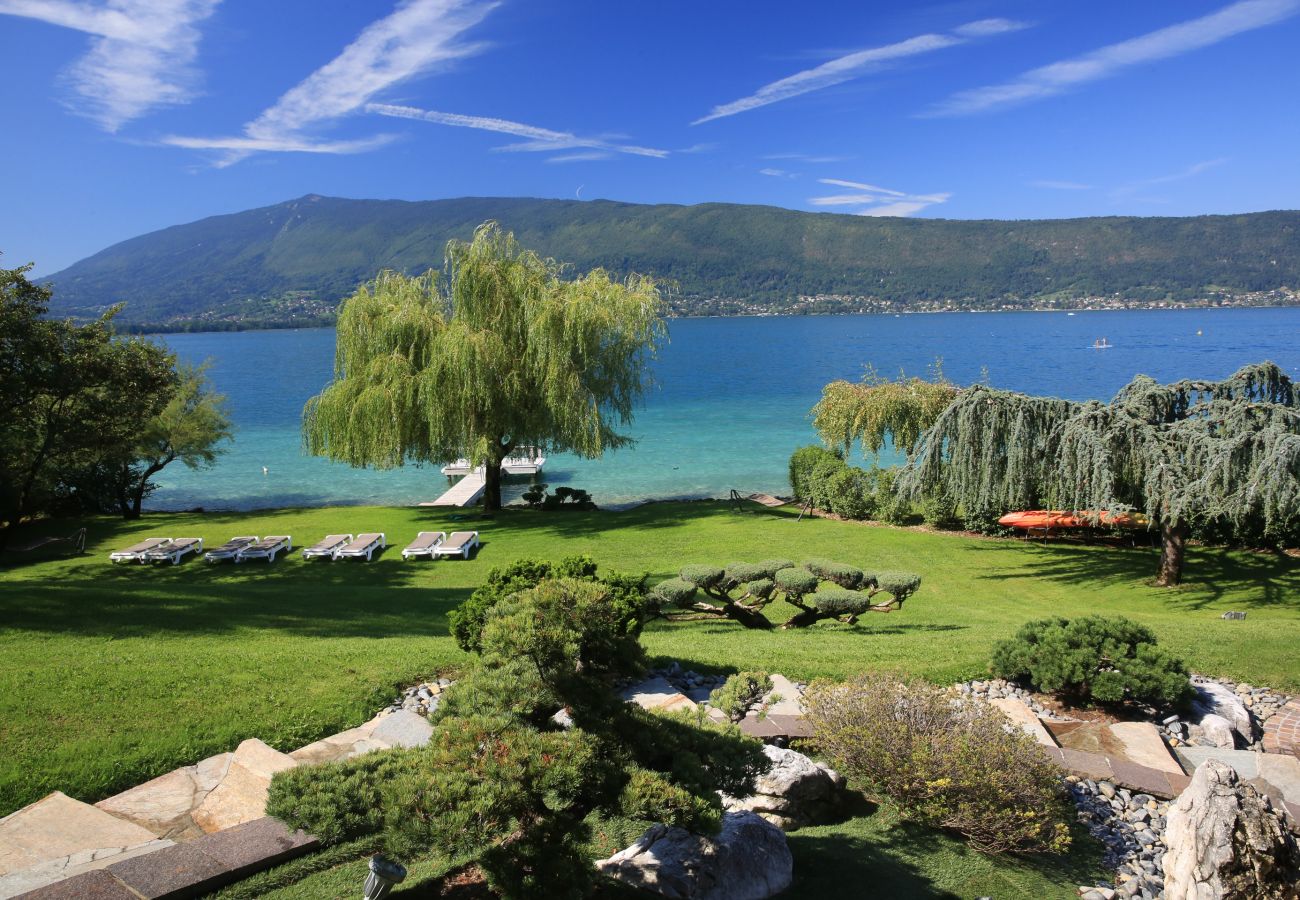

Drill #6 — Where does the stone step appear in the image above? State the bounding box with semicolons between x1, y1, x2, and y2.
13;817;317;900
191;739;299;835
0;792;171;899
989;697;1059;748
95;752;233;841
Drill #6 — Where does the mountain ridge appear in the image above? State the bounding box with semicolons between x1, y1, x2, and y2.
43;194;1300;328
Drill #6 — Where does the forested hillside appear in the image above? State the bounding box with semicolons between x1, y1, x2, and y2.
43;194;1300;327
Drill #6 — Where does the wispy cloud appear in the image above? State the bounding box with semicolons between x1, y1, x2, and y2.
810;177;950;216
162;0;498;165
546;151;612;164
762;152;852;163
693;18;1028;125
0;0;219;131
926;0;1300;117
758;167;795;178
367;103;669;159
1111;158;1227;197
1030;179;1093;190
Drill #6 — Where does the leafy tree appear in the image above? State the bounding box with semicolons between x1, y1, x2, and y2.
302;223;665;510
812;363;959;460
63;364;233;519
650;558;919;629
991;616;1191;706
0;263;176;534
898;362;1300;585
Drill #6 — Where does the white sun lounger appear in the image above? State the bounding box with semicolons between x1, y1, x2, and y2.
401;531;446;560
235;535;292;563
144;537;203;565
302;534;352;560
205;536;258;564
336;532;386;561
431;531;479;559
109;537;172;564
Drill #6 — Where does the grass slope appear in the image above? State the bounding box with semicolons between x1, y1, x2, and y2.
45;194;1300;323
2;501;1296;894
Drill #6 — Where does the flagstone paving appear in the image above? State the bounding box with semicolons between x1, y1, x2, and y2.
990;697;1059;747
1263;699;1300;758
0;793;170;900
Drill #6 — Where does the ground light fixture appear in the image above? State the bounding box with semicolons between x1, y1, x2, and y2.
363;855;407;899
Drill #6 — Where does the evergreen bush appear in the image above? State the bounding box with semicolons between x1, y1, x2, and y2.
806;673;1072;855
708;671;773;722
803;558;864;589
990;616;1192;706
789;445;841;501
774;566;818;597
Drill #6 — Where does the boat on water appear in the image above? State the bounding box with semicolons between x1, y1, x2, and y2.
1092;337;1112;349
440;451;547;477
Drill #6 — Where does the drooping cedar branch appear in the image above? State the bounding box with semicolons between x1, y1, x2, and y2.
897;361;1300;585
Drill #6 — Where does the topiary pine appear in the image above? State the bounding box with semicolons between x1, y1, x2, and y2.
651;559;921;630
990;615;1192;706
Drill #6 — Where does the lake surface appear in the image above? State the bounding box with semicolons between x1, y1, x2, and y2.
153;309;1300;511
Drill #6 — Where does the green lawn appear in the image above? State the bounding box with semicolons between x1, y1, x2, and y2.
2;501;1296;895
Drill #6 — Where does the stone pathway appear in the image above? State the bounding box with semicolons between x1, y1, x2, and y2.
0;709;434;899
1263;699;1300;758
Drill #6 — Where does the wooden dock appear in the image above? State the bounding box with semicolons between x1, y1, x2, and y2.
419;472;487;507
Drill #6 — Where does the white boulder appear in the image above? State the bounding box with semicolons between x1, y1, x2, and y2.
595;811;792;900
722;744;844;830
1164;759;1300;900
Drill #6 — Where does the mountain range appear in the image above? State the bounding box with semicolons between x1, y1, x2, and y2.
43;195;1300;329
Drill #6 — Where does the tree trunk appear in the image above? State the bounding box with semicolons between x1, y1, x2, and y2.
481;440;513;511
1156;518;1188;587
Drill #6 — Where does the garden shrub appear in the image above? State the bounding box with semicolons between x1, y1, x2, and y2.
265;750;409;845
678;564;724;588
827;465;874;519
708;671;773;722
919;492;958;528
775;566;818;597
651;577;699;609
809;587;873;616
722;561;770;587
743;578;775;600
755;558;795;577
448;554;642;654
871;572;922;605
789;445;841;501
806;672;1072;855
807;457;846;512
803;558;864;589
869;466;913;525
274;572;769;899
991;616;1192;706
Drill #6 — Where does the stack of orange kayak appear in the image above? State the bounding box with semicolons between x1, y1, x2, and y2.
997;510;1150;529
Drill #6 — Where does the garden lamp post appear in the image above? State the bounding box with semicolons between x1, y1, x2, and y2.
363;855;406;899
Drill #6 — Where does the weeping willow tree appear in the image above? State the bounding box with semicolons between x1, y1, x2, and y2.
302;223;666;509
812;364;960;459
898;362;1300;586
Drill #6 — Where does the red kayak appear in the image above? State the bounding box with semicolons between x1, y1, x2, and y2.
998;510;1150;529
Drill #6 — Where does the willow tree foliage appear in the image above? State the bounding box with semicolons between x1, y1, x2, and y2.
812;364;960;460
898;362;1300;585
302;223;666;509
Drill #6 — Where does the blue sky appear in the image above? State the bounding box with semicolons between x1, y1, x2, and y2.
3;0;1299;274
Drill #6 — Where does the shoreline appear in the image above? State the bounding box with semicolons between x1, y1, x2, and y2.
122;302;1300;337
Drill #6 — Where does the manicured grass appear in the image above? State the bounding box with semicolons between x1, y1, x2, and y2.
2;501;1295;895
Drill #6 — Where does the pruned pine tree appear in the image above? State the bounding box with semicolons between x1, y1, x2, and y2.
651;559;920;630
898;361;1300;585
302;223;665;509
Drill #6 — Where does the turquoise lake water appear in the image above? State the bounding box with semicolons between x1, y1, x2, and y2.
152;309;1300;511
